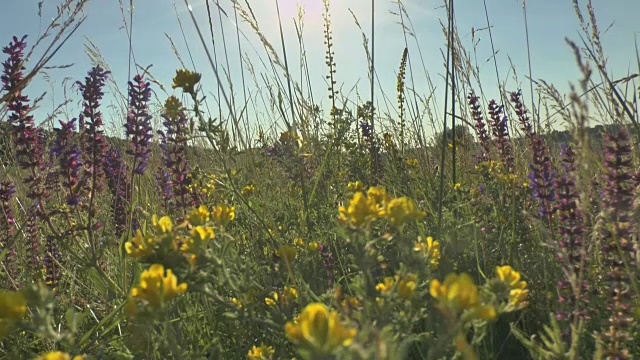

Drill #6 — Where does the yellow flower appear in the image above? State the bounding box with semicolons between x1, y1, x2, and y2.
187;205;210;226
172;69;201;94
152;215;173;234
366;186;389;209
276;245;297;264
430;273;479;311
212;204;235;227
164;96;183;118
405;159;418;167
231;297;243;309
338;192;379;228
0;291;27;319
241;185;256;197
293;238;305;247
414;236;441;268
375;277;395;293
474;304;497;320
398;274;417;300
283;286;299;303
130;264;187;309
125;230;156;258
509;288;529;308
496;266;527;290
494;266;529;309
181;226;215;253
265;294;277;306
307;241;320;252
454;183;461;191
284;303;356;357
381;197;426;227
33;352;83;360
347;180;365;192
0;291;27;339
247;344;275;360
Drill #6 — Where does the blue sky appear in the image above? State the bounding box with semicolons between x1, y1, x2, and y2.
2;0;639;139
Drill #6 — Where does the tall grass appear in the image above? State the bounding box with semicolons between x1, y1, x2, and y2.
0;0;639;359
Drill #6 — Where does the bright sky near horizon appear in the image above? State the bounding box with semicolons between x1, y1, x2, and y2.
1;0;639;139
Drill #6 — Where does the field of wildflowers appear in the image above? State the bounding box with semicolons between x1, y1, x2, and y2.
1;0;639;359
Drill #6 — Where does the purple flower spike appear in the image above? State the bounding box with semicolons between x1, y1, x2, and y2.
553;145;589;332
52;119;84;206
468;92;491;162
2;35;47;200
105;147;130;238
598;128;636;359
487;100;514;173
124;74;153;175
0;181;18;288
77;66;110;194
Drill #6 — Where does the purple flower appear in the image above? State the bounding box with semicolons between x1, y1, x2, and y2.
468;92;491;161
77;66;110;194
2;35;46;200
0;181;18;288
510;90;533;140
487;100;514;173
159;97;192;215
319;244;335;287
527;135;555;222
52;119;84;206
105;147;130;239
598;128;636;359
124;74;153;175
1;35;27;94
553;145;589;329
43;235;61;288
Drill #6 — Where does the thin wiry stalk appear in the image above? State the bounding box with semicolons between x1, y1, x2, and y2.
214;0;241;145
370;0;378;177
203;0;224;128
520;0;537;132
183;0;246;149
481;0;501;104
437;0;455;237
274;0;297;130
449;0;457;187
233;0;251;145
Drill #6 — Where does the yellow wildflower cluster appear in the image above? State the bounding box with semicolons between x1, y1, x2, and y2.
265;286;298;307
338;186;425;228
125;205;233;266
279;130;302;148
126;264;187;314
241;184;256;197
293;238;320;252
405;158;418;167
347;180;365;192
414;236;441;268
247;344;275;360
212;204;235;227
430;273;496;320
285;303;356;357
125;215;177;259
380;197;426;227
375;274;417;301
187;170;217;199
164;96;183;118
0;290;27;339
33;352;83;360
172;69;201;95
231;297;243;309
496;265;529;310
